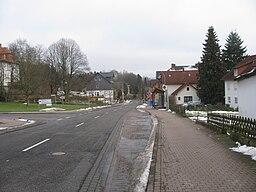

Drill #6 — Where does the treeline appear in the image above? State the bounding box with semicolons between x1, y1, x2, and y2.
1;38;147;103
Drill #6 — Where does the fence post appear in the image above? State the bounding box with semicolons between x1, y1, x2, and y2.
222;114;226;134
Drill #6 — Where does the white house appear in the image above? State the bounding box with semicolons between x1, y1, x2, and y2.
223;55;256;119
235;55;256;119
83;72;115;103
156;64;200;107
0;44;19;87
222;69;238;109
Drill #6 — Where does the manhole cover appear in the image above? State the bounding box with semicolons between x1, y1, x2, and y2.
52;152;65;156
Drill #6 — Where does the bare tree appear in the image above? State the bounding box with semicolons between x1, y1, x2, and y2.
46;38;90;98
9;39;46;104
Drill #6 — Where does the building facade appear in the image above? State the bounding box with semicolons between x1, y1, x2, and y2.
83;72;115;103
155;64;200;108
0;43;19;88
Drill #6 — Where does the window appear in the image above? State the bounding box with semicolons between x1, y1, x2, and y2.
184;96;192;103
178;97;180;100
228;97;231;103
234;82;237;90
235;97;238;104
227;82;230;90
187;87;189;91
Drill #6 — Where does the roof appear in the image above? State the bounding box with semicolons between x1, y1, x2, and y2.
234;55;256;69
234;55;256;81
222;55;256;81
221;69;235;81
0;43;15;63
157;70;198;85
171;83;197;95
85;72;114;91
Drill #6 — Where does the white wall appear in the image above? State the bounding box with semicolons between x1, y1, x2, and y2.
166;84;199;105
86;90;114;101
175;84;199;105
224;80;238;109
237;76;256;119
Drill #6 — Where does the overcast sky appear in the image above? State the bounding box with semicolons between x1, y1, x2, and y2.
1;0;256;78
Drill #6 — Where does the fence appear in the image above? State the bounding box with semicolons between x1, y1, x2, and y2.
207;113;256;140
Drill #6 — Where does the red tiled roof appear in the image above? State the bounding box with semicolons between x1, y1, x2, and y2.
159;70;198;85
234;55;256;69
234;55;256;80
0;44;14;62
221;69;235;80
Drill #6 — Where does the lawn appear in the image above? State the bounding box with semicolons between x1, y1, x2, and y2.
0;102;99;112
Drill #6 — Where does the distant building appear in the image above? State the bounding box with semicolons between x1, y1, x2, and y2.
0;43;19;87
153;64;199;108
223;55;256;119
83;72;115;103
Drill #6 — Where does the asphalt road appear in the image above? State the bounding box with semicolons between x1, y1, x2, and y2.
0;102;139;192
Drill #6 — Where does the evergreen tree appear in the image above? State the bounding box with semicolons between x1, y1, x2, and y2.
198;26;225;105
222;31;247;70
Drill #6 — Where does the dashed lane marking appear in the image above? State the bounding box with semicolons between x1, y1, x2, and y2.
22;138;50;152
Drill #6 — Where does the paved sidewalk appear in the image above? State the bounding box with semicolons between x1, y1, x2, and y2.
147;109;256;192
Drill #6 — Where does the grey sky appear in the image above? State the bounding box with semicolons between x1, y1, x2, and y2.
1;0;255;78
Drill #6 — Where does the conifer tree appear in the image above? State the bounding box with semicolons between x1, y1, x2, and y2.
198;26;225;105
222;31;247;70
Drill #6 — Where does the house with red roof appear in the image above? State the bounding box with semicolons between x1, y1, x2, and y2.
0;43;19;87
222;55;256;118
155;64;200;107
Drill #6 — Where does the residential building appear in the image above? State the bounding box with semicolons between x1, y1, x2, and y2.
222;69;238;109
235;55;256;119
154;64;199;107
222;55;256;118
0;43;19;87
83;72;115;103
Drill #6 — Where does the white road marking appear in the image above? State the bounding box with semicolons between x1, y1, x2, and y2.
57;118;63;121
22;138;50;152
75;122;84;127
94;116;100;119
66;116;71;119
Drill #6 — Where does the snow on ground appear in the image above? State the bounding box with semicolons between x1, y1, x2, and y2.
40;108;65;112
18;118;35;125
186;110;239;123
230;142;256;161
136;103;147;109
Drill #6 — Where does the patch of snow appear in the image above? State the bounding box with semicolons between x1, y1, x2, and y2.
136;104;147;109
212;111;239;115
230;142;256;161
189;116;207;122
133;116;157;192
18;118;35;125
40;108;65;112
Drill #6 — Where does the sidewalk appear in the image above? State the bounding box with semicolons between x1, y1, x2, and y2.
146;109;256;192
0;118;35;134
